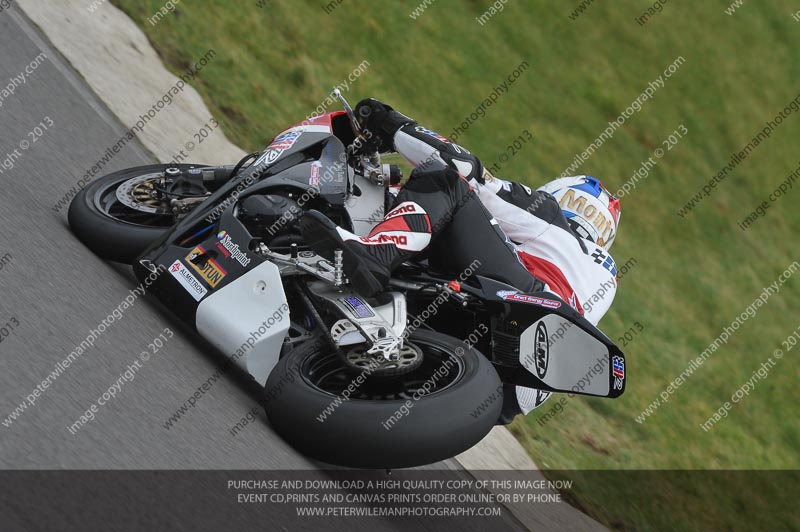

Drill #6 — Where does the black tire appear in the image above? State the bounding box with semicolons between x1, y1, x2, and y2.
264;330;502;469
67;164;207;264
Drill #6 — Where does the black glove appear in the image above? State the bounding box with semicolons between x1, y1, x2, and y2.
354;98;416;152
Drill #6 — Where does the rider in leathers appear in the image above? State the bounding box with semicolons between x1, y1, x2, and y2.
301;98;621;418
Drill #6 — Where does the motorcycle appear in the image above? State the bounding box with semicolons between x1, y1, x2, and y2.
68;92;625;469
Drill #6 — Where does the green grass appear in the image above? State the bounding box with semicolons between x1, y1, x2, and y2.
111;0;800;529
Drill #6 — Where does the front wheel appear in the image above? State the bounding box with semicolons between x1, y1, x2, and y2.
264;330;503;469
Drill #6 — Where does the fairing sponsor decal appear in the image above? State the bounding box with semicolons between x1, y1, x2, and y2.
310;161;321;188
216;231;251;267
339;296;375;318
253;124;333;167
254;131;303;166
496;290;562;309
186;246;227;288
612;355;625;390
169;260;207;301
534;322;549;378
535;389;552;407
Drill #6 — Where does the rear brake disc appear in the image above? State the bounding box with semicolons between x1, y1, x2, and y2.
341;342;423;377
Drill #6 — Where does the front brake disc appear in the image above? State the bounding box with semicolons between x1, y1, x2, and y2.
115;173;171;214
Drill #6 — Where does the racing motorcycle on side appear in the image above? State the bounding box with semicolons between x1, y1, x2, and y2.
68;92;625;469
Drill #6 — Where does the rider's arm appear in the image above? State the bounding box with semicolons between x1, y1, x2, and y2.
391;125;484;183
354;98;484;183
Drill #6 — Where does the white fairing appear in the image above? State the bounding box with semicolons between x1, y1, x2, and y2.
518;314;610;397
196;261;290;386
516;387;552;416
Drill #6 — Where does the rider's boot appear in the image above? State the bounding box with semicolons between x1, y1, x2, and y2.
300;201;432;297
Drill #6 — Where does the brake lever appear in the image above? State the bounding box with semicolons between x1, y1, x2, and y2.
334;89;362;136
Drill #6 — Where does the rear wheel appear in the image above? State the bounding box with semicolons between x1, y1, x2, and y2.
264;329;503;469
67;164;208;264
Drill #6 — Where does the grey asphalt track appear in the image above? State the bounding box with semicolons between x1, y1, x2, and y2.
0;7;533;532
